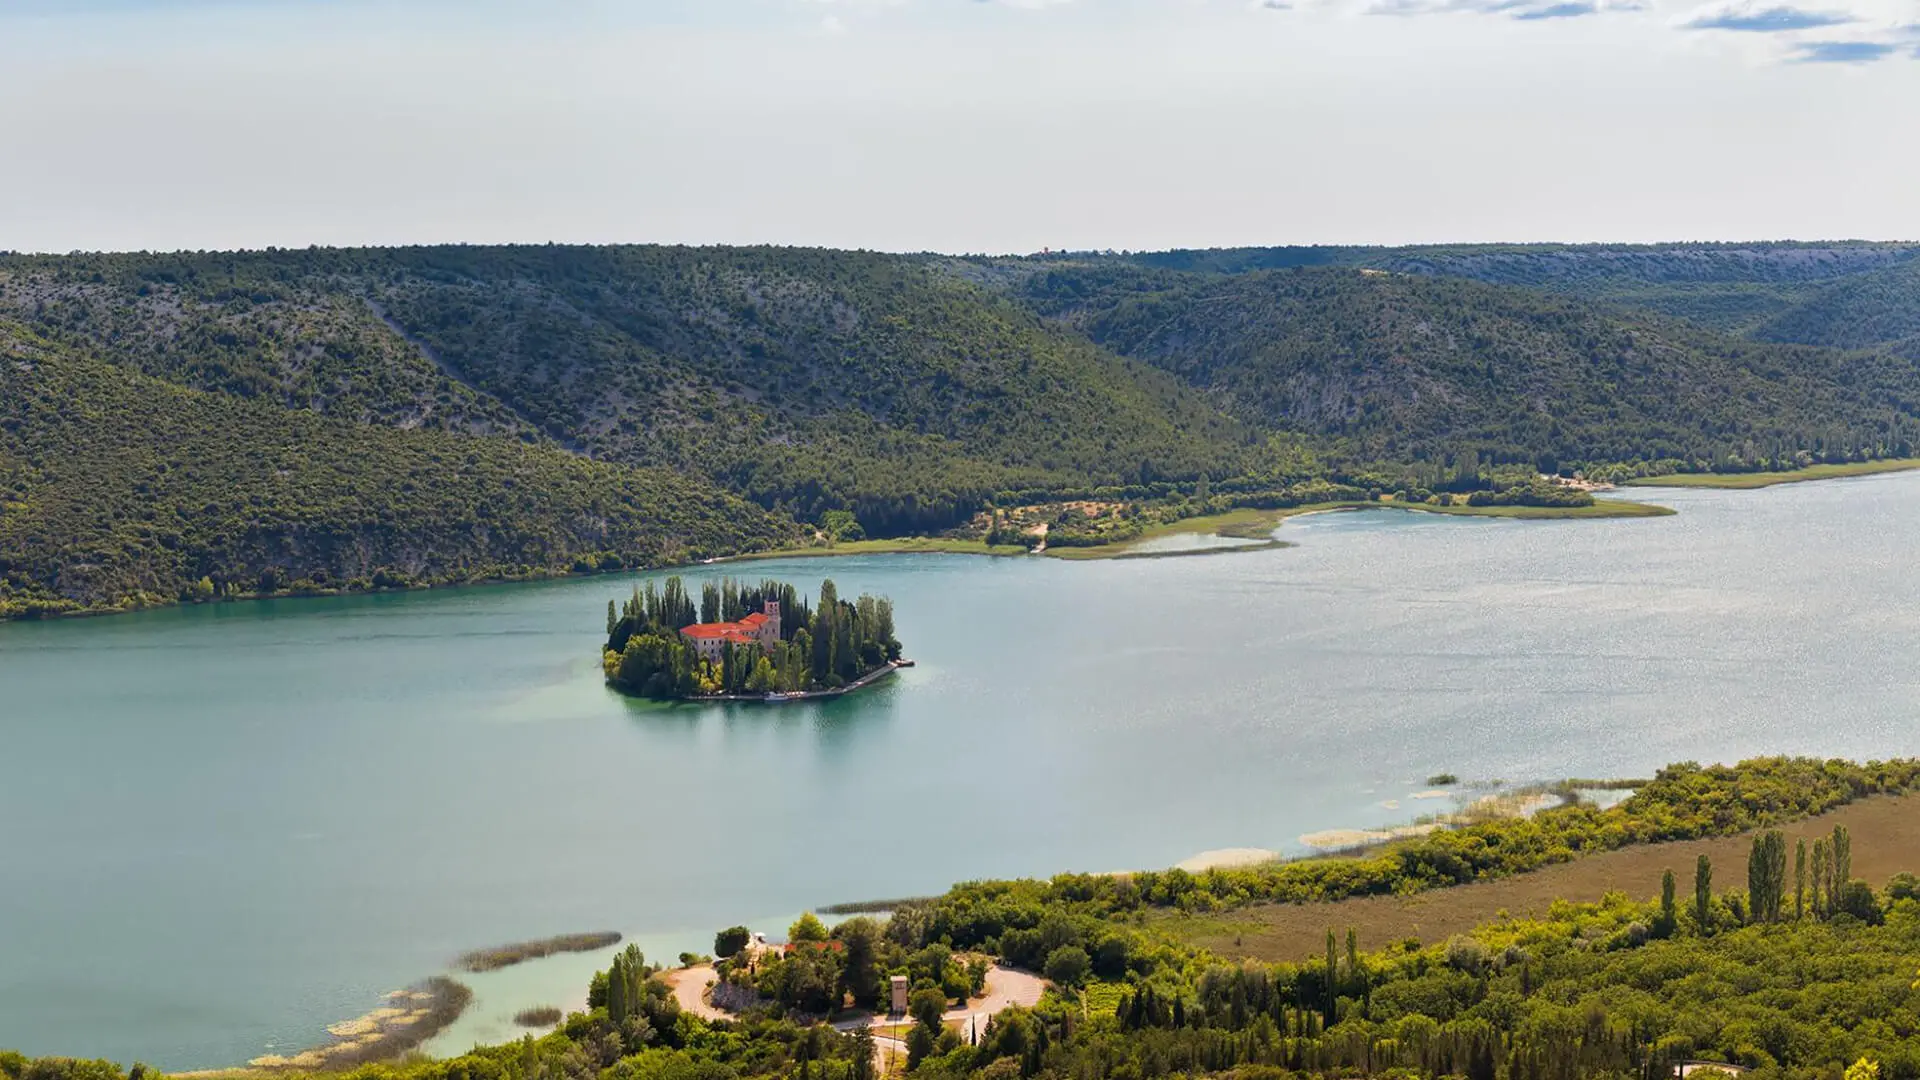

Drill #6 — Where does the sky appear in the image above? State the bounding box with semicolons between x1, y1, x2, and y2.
0;0;1915;254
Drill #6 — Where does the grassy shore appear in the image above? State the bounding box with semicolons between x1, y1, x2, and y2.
1050;497;1672;559
1627;458;1920;489
708;497;1670;566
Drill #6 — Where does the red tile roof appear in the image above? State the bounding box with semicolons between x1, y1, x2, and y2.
681;612;771;644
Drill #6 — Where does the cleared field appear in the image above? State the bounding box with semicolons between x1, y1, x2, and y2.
1627;459;1920;489
1155;794;1920;963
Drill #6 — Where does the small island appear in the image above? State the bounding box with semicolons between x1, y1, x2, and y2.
603;576;903;701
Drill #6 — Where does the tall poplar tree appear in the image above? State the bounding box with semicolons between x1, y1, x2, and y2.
1812;840;1831;919
1694;855;1714;934
1795;838;1808;920
1658;869;1678;936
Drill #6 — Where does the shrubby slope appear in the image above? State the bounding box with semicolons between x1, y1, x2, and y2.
0;324;793;616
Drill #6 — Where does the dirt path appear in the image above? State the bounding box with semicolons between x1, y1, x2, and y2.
664;964;727;1021
1157;793;1920;963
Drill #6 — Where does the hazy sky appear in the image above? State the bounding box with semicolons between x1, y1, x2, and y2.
1;0;1915;254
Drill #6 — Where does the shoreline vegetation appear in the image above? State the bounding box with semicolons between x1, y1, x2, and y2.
14;757;1920;1080
511;1007;563;1030
244;977;471;1072
457;932;624;974
3;464;1681;625
726;494;1676;568
1627;457;1920;489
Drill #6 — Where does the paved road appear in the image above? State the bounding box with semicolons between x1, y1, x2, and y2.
954;964;1045;1020
840;964;1046;1074
664;964;727;1021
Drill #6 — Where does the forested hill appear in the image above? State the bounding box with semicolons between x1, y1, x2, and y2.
0;323;794;617
1753;259;1920;354
1118;240;1920;287
1002;262;1920;471
0;247;1248;533
1038;241;1920;334
7;241;1920;618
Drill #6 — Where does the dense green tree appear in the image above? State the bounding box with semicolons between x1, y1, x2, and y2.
713;927;751;960
1748;830;1787;922
1042;946;1090;988
1656;869;1678;937
831;918;884;1009
788;913;830;944
910;988;948;1031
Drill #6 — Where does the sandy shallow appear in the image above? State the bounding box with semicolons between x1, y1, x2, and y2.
1174;847;1282;871
1298;823;1443;850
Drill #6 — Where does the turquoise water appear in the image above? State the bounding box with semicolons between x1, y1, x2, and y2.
6;475;1920;1069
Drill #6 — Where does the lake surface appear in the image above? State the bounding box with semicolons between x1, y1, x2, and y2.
6;474;1920;1069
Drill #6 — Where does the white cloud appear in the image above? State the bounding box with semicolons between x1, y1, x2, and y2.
0;0;1915;254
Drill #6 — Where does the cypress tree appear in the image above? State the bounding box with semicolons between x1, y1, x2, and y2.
1834;824;1853;885
1747;830;1786;922
606;953;629;1026
1324;929;1338;1025
1795;838;1808;920
1812;839;1830;919
1694;854;1713;934
1658;869;1677;936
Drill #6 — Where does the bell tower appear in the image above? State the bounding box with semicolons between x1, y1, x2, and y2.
762;600;781;645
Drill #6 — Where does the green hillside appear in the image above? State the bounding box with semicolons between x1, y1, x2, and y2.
1106;241;1920;334
1004;261;1920;474
8;241;1920;621
0;324;794;617
0;247;1250;533
1755;259;1920;352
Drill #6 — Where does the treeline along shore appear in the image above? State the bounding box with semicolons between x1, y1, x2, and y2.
15;756;1920;1080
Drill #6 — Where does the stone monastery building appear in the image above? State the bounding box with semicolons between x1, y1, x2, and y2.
678;601;782;663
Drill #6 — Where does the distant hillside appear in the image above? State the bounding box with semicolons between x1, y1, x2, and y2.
0;247;1250;533
0;324;794;617
1001;261;1920;471
1753;259;1920;353
1092;241;1920;334
8;241;1920;620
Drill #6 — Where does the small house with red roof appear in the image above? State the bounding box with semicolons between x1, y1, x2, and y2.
679;600;782;664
